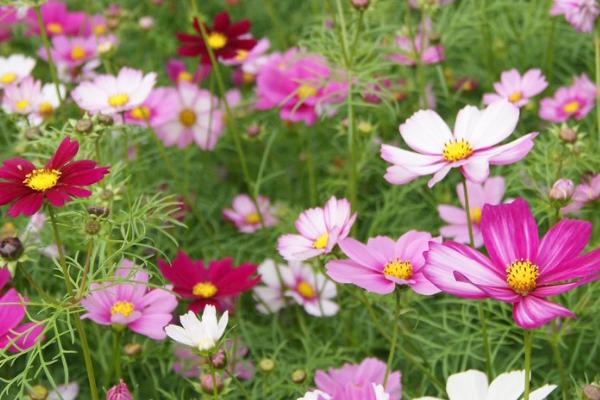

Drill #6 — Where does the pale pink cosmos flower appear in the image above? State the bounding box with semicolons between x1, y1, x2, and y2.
71;67;156;115
277;196;357;261
0;54;36;89
222;194;278;233
562;173;600;213
39;35;97;68
123;87;179;128
48;383;79;400
424;198;600;329
326;231;441;296
539;74;597;122
29;83;66;125
2;76;42;115
80;260;177;340
389;33;444;66
165;58;210;85
438;176;505;247
381;100;537;187
550;0;599;33
223;38;271;75
483;69;548;107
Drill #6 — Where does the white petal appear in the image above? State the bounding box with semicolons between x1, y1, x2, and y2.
399;109;451;154
527;385;557;400
486;370;525;400
446;370;489;400
165;325;194;346
470;100;519;149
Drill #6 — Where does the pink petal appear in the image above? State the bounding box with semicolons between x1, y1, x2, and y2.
512;296;574;330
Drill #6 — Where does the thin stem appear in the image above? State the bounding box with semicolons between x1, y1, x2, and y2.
549;321;568;400
76;239;93;299
34;6;62;105
544;19;557;82
210;360;219;400
462;178;475;246
305;128;317;205
383;290;401;386
523;330;533;400
594;28;600;149
112;329;123;380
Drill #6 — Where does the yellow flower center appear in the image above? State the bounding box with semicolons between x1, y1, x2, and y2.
179;109;197;127
244;212;261;225
462;81;474;91
313;233;329;250
38;102;54;118
108;93;129;108
23;168;61;191
442;139;473;162
563;100;580;114
297;281;316;299
70;45;86;60
207;32;228;49
383;259;413;280
508;91;523;103
130;105;150;120
192;282;218;298
178;71;193;82
0;72;16;84
506;260;539;296
297;84;317;99
111;301;134;317
470;207;482;224
93;24;107;36
242;72;255;84
46;22;63;34
15;100;30;111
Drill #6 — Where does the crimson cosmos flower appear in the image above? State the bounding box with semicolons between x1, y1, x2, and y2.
176;12;257;65
158;251;260;312
0;137;109;217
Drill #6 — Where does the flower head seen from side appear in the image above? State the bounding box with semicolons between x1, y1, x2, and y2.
424;198;600;329
437;176;505;247
562;173;600;213
539;73;597;122
414;369;556;400
71;67;156;115
165;305;228;352
278;196;356;261
483;69;547;107
381;100;537;187
326;230;441;296
106;379;133;400
177;12;257;65
223;194;278;233
550;0;599;33
0;137;109;217
80;260;178;340
2;76;43;115
158;251;260;313
123;87;179;128
0;54;36;89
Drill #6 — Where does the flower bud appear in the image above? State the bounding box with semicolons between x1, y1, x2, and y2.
28;385;48;400
200;374;223;394
210;349;227;369
0;237;24;260
107;379;132;400
246;123;261;138
291;369;307;384
123;342;142;357
350;0;370;10
24;127;41;141
258;358;275;372
559;126;577;143
75;119;93;134
85;220;101;235
97;114;114;126
138;16;154;31
584;385;600;400
87;205;109;217
549;179;574;201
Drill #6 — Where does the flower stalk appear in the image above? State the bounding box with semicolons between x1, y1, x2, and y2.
33;6;62;105
523;330;533;400
383;289;401;386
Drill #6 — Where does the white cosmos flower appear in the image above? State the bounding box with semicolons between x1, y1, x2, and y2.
297;390;331;400
0;54;36;89
164;306;228;352
373;384;390;400
297;384;389;400
415;369;556;400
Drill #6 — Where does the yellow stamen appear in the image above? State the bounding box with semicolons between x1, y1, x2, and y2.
111;301;134;317
506;259;539;296
297;281;315;299
192;282;218;298
0;72;16;84
244;212;261;225
242;72;255;84
130;105;150;120
46;22;63;34
108;93;129;108
383;259;413;280
563;100;580;114
470;207;482;224
313;233;329;250
23;168;61;191
15;100;30;111
179;109;197;127
207;32;227;50
442;139;473;162
297;84;317;99
93;24;107;36
38;102;54;118
70;45;86;60
235;49;249;62
508;91;523;103
178;71;193;82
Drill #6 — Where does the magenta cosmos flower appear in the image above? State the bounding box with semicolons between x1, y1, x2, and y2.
424;198;600;329
0;6;19;43
278;196;356;261
41;35;97;68
483;69;548;107
256;48;347;126
80;261;177;340
123;87;179;128
438;176;505;247
0;137;109;217
165;58;210;85
223;194;278;233
158;251;260;313
381;100;537;187
326;231;441;296
551;0;599;33
71;67;156;115
26;0;87;37
562;173;600;213
154;82;224;150
539;74;596;122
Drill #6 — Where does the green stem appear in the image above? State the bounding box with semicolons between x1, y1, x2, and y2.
523;330;533;400
477;0;495;78
305;128;317;205
383;290;401;386
210;359;219;400
549;321;568;400
34;6;62;105
112;329;123;380
594;28;600;149
544;19;557;82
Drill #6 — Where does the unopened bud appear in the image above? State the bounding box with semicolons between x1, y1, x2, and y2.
210;349;227;369
85;220;101;235
0;237;24;260
549;179;574;201
291;369;307;384
107;380;132;400
87;205;109;217
97;114;114;126
75;119;93;134
559;126;577;143
28;385;48;400
350;0;370;10
584;385;600;400
124;342;142;357
200;374;223;393
258;358;275;372
25;127;41;141
246;123;261;138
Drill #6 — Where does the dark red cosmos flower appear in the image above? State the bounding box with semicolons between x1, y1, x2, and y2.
0;137;109;217
158;251;260;312
176;12;257;65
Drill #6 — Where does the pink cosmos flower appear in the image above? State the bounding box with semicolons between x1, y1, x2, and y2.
424;198;600;329
165;58;210;85
106;380;132;400
381;100;537;187
87;14;108;36
40;35;97;68
2;76;42;115
277;196;357;261
154;82;224;150
123;87;179;128
539;74;597;122
80;260;178;340
550;0;599;33
0;55;35;90
0;7;19;43
389;32;444;66
326;231;441;295
562;173;600;213
223;194;278;233
71;67;156;115
483;69;548;107
26;0;87;37
223;38;271;76
255;48;347;126
437;176;505;247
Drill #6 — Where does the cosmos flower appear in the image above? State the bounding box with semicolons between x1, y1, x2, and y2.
80;260;178;340
25;0;87;37
0;54;35;89
106;379;132;400
0;137;109;217
389;31;444;66
222;194;278;233
483;69;548;107
0;6;19;43
380;100;537;187
277;196;357;261
414;369;556;400
424;198;600;329
40;35;97;68
123;87;179;127
71;67;156;115
165;58;210;85
326;230;441;295
153;82;224;150
158;251;260;313
176;12;257;65
562;173;600;213
222;37;271;75
2;76;43;115
87;14;108;36
299;385;390;400
437;176;505;247
48;383;79;400
165;306;228;352
550;0;599;33
539;74;597;122
29;83;66;125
